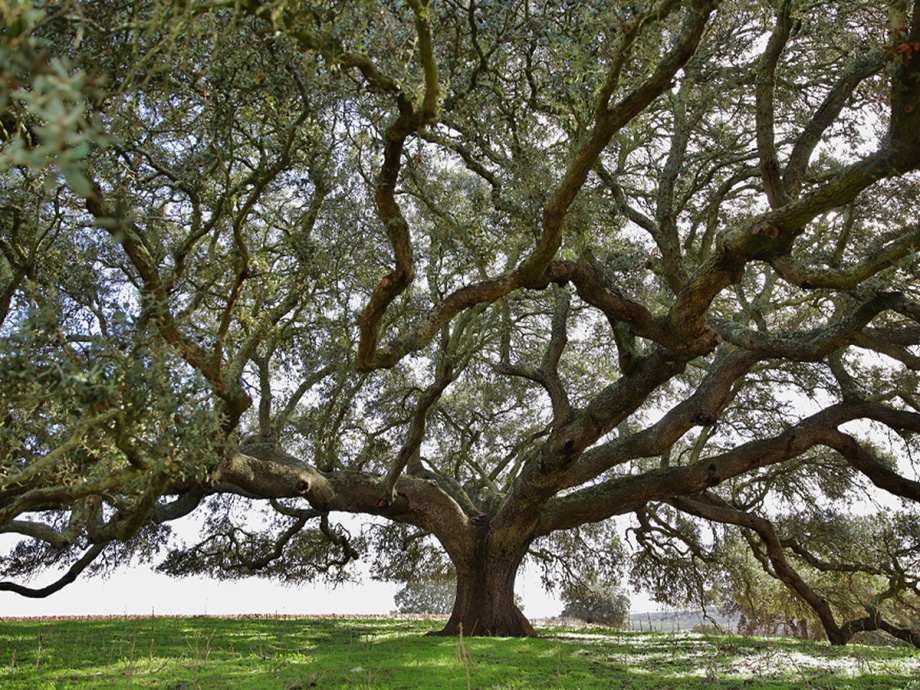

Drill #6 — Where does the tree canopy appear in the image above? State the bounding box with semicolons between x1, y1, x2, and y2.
2;0;920;640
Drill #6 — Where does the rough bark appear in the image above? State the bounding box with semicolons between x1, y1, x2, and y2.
432;528;536;637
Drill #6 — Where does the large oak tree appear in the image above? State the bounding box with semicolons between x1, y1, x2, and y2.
2;0;920;641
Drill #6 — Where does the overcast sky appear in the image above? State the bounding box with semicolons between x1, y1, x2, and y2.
0;560;574;619
0;513;659;619
0;558;657;620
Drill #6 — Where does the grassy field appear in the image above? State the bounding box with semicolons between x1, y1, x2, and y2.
0;615;917;689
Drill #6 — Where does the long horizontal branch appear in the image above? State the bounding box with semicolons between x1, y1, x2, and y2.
0;542;108;598
494;346;699;534
534;401;920;536
822;428;920;502
0;520;77;549
0;467;143;526
562;348;759;490
852;330;920;370
225;443;476;562
711;291;913;360
771;224;920;290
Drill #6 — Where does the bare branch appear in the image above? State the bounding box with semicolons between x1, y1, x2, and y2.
784;50;886;198
671;493;847;643
755;0;793;209
381;360;457;504
771;225;920;290
0;542;108;598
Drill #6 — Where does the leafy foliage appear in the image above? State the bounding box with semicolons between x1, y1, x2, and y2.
393;578;456;615
2;0;920;642
560;583;630;628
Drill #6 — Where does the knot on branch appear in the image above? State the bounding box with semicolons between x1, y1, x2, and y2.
221;444;333;504
694;412;717;426
374;493;409;515
752;222;780;239
705;463;721;487
470;513;490;528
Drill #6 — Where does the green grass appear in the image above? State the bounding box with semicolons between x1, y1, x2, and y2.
0;615;917;689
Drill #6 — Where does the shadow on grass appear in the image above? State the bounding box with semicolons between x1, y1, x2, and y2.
0;617;917;689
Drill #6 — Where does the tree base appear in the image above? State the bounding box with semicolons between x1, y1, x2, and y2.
427;605;538;637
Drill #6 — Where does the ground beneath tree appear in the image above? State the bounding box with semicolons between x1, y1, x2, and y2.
547;631;919;683
2;615;917;689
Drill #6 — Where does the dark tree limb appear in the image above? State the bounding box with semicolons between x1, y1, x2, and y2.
783;50;886;198
0;542;108;598
840;614;920;647
535;400;920;536
771;224;920;290
672;493;920;648
781;539;885;578
671;494;848;644
755;0;792;209
228;443;476;558
711;292;913;361
152;487;209;524
355;94;421;370
823;429;920;502
234;513;311;572
889;0;920;166
853;330;920;370
562;348;759;490
0;520;76;549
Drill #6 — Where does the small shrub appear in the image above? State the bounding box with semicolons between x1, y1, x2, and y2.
560;585;630;628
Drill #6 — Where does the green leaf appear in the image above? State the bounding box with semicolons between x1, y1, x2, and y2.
63;167;92;197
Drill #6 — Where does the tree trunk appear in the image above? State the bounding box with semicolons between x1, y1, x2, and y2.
429;534;537;637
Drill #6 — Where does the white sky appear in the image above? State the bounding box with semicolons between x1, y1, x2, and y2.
0;513;659;619
0;558;657;620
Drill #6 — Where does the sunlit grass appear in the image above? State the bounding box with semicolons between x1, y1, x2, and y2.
0;615;916;688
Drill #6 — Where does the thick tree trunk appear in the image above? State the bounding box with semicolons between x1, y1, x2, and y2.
430;535;537;637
